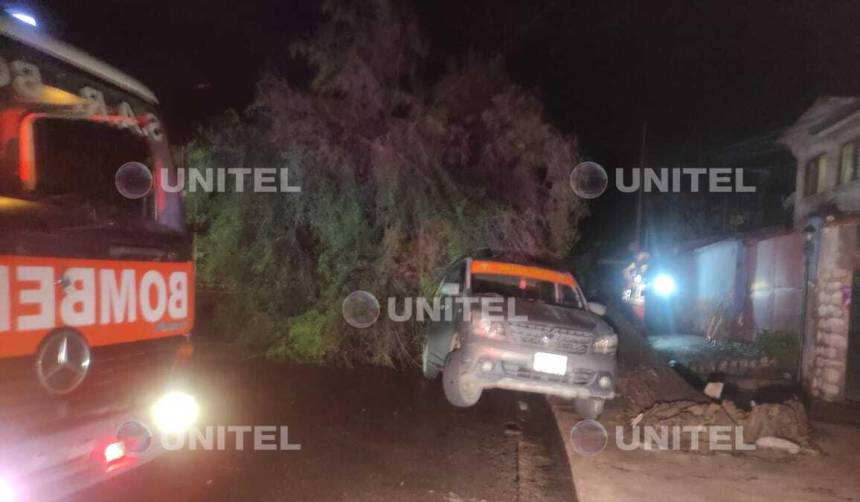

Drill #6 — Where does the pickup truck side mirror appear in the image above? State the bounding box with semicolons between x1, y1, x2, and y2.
439;282;461;296
587;302;607;316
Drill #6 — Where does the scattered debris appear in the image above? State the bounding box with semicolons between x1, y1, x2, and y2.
704;382;724;399
444;491;463;502
504;421;522;437
740;398;808;444
755;436;800;454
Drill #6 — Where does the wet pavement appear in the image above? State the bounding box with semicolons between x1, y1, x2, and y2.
76;346;575;501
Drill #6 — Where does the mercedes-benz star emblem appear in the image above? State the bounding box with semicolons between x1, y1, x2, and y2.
35;331;92;394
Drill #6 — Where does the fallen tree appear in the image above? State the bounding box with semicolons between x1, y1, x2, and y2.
187;0;587;365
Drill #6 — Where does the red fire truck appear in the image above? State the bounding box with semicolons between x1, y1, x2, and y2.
0;15;198;500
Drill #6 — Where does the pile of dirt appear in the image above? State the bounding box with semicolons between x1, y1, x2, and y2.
631;398;810;448
607;303;706;409
605;302;809;452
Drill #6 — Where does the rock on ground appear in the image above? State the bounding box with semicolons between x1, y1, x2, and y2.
633;398;809;448
755;436;801;454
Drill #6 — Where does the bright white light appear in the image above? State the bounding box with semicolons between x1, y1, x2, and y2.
0;478;15;502
7;11;37;27
653;274;677;297
151;391;199;434
103;441;126;463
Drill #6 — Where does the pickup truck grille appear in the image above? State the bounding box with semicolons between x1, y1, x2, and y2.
507;322;592;355
0;336;185;442
503;363;596;385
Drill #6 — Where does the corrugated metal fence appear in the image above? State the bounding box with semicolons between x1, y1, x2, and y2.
664;230;804;341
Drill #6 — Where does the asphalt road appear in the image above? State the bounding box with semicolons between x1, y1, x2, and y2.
76;347;576;502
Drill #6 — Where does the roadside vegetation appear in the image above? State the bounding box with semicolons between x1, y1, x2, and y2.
753;330;801;367
186;0;587;366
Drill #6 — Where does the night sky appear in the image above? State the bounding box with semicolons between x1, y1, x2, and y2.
19;0;860;257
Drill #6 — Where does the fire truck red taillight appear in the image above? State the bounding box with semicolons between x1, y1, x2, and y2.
103;441;126;464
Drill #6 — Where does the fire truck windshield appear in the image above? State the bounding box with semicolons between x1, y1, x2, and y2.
31;117;152;220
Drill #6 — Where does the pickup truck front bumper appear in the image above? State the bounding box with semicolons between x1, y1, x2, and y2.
459;338;616;400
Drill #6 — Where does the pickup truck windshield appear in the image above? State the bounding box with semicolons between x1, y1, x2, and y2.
471;273;585;310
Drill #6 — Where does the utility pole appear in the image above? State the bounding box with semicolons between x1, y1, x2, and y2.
634;122;647;252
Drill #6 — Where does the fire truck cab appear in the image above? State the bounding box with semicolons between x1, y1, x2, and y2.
0;16;197;501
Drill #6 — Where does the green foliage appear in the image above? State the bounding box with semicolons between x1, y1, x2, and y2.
188;0;587;366
754;330;801;366
266;309;334;361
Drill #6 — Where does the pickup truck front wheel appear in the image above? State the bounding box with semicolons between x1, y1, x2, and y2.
422;341;440;379
442;351;482;407
573;397;605;419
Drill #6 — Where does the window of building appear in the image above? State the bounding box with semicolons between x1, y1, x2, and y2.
839;141;859;185
805;155;828;196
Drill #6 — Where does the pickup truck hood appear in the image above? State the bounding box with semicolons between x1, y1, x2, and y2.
474;295;612;336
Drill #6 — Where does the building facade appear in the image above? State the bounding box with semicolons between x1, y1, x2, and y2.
781;97;860;402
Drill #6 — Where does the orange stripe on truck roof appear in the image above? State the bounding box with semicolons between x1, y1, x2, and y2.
469;260;576;287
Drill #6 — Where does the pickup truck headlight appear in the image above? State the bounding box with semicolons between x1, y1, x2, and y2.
592;333;618;354
472;318;507;339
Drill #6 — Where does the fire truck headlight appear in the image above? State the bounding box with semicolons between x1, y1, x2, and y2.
0;477;15;502
653;274;677;297
151;391;199;434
